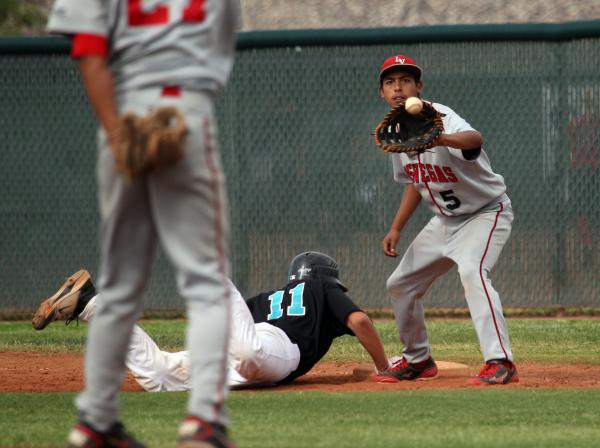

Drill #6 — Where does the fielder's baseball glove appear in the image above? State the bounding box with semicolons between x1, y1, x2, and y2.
113;106;187;180
374;101;445;154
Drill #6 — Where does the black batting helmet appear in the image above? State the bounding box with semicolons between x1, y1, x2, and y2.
287;251;348;291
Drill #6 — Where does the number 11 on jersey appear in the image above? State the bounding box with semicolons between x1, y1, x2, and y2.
267;283;306;320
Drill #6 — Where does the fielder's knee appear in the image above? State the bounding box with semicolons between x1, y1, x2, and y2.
386;275;401;297
458;264;482;289
386;273;414;299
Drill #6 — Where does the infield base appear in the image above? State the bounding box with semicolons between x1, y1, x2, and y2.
352;360;470;380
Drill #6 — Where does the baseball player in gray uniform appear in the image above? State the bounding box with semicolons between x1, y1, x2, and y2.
47;1;239;447
372;55;518;386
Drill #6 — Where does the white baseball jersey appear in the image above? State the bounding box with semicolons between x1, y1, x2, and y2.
391;102;507;216
47;0;239;94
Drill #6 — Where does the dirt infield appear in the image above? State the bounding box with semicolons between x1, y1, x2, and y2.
2;352;600;392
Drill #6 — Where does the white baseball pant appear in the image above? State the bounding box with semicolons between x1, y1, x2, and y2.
78;281;300;391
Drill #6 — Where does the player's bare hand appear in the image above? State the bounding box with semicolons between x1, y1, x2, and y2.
382;229;400;257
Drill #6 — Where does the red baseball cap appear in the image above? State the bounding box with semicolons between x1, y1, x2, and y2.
379;54;422;84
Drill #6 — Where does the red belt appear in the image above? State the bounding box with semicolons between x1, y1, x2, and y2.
161;86;181;97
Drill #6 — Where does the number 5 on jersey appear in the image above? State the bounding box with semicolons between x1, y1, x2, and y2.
440;189;461;210
267;283;306;320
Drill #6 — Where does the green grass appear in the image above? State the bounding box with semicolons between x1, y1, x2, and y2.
0;319;187;353
2;390;600;447
2;319;600;447
4;318;600;364
0;0;46;36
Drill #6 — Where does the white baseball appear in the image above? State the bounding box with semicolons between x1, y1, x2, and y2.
405;97;423;115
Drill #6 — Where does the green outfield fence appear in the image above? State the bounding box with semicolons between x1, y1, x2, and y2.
2;20;600;311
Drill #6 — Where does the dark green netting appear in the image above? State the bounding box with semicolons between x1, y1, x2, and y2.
2;26;599;309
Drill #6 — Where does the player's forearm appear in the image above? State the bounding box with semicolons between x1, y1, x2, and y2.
78;56;120;146
437;131;483;150
346;312;390;372
390;184;421;232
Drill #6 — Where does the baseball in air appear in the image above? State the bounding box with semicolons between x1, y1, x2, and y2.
405;97;423;114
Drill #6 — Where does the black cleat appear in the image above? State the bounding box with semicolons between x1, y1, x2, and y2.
176;416;236;448
65;421;146;448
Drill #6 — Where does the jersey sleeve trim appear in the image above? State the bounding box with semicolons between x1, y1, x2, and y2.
71;33;108;59
447;146;483;162
462;148;482;160
434;102;482;162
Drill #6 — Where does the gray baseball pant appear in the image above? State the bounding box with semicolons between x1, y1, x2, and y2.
76;88;231;430
386;201;514;364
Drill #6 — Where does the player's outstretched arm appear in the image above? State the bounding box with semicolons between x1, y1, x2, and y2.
78;56;120;149
436;130;483;151
346;311;390;373
382;184;421;257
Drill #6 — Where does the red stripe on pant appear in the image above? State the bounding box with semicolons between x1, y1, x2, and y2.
203;116;231;421
479;202;509;360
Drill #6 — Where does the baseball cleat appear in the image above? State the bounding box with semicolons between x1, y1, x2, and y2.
176;416;236;448
65;421;146;448
32;269;96;330
371;356;438;383
467;359;519;386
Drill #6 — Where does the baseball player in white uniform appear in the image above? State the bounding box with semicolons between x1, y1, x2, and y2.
34;271;302;391
47;1;239;447
372;55;518;386
32;256;391;391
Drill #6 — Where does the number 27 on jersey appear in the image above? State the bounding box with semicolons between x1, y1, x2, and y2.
128;0;206;26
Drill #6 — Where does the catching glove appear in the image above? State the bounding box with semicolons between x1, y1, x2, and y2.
374;101;445;154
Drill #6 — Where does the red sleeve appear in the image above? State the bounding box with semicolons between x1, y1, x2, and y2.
71;33;108;59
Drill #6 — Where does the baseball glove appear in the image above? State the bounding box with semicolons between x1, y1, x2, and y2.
113;106;187;180
374;101;445;154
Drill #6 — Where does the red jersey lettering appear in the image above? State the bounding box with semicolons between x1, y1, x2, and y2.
182;0;207;23
434;165;449;183
418;163;430;182
404;164;416;183
405;163;459;184
128;0;168;26
425;164;438;182
443;166;458;183
128;0;206;26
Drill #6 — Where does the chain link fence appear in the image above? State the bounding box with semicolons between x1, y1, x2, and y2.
1;23;599;311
